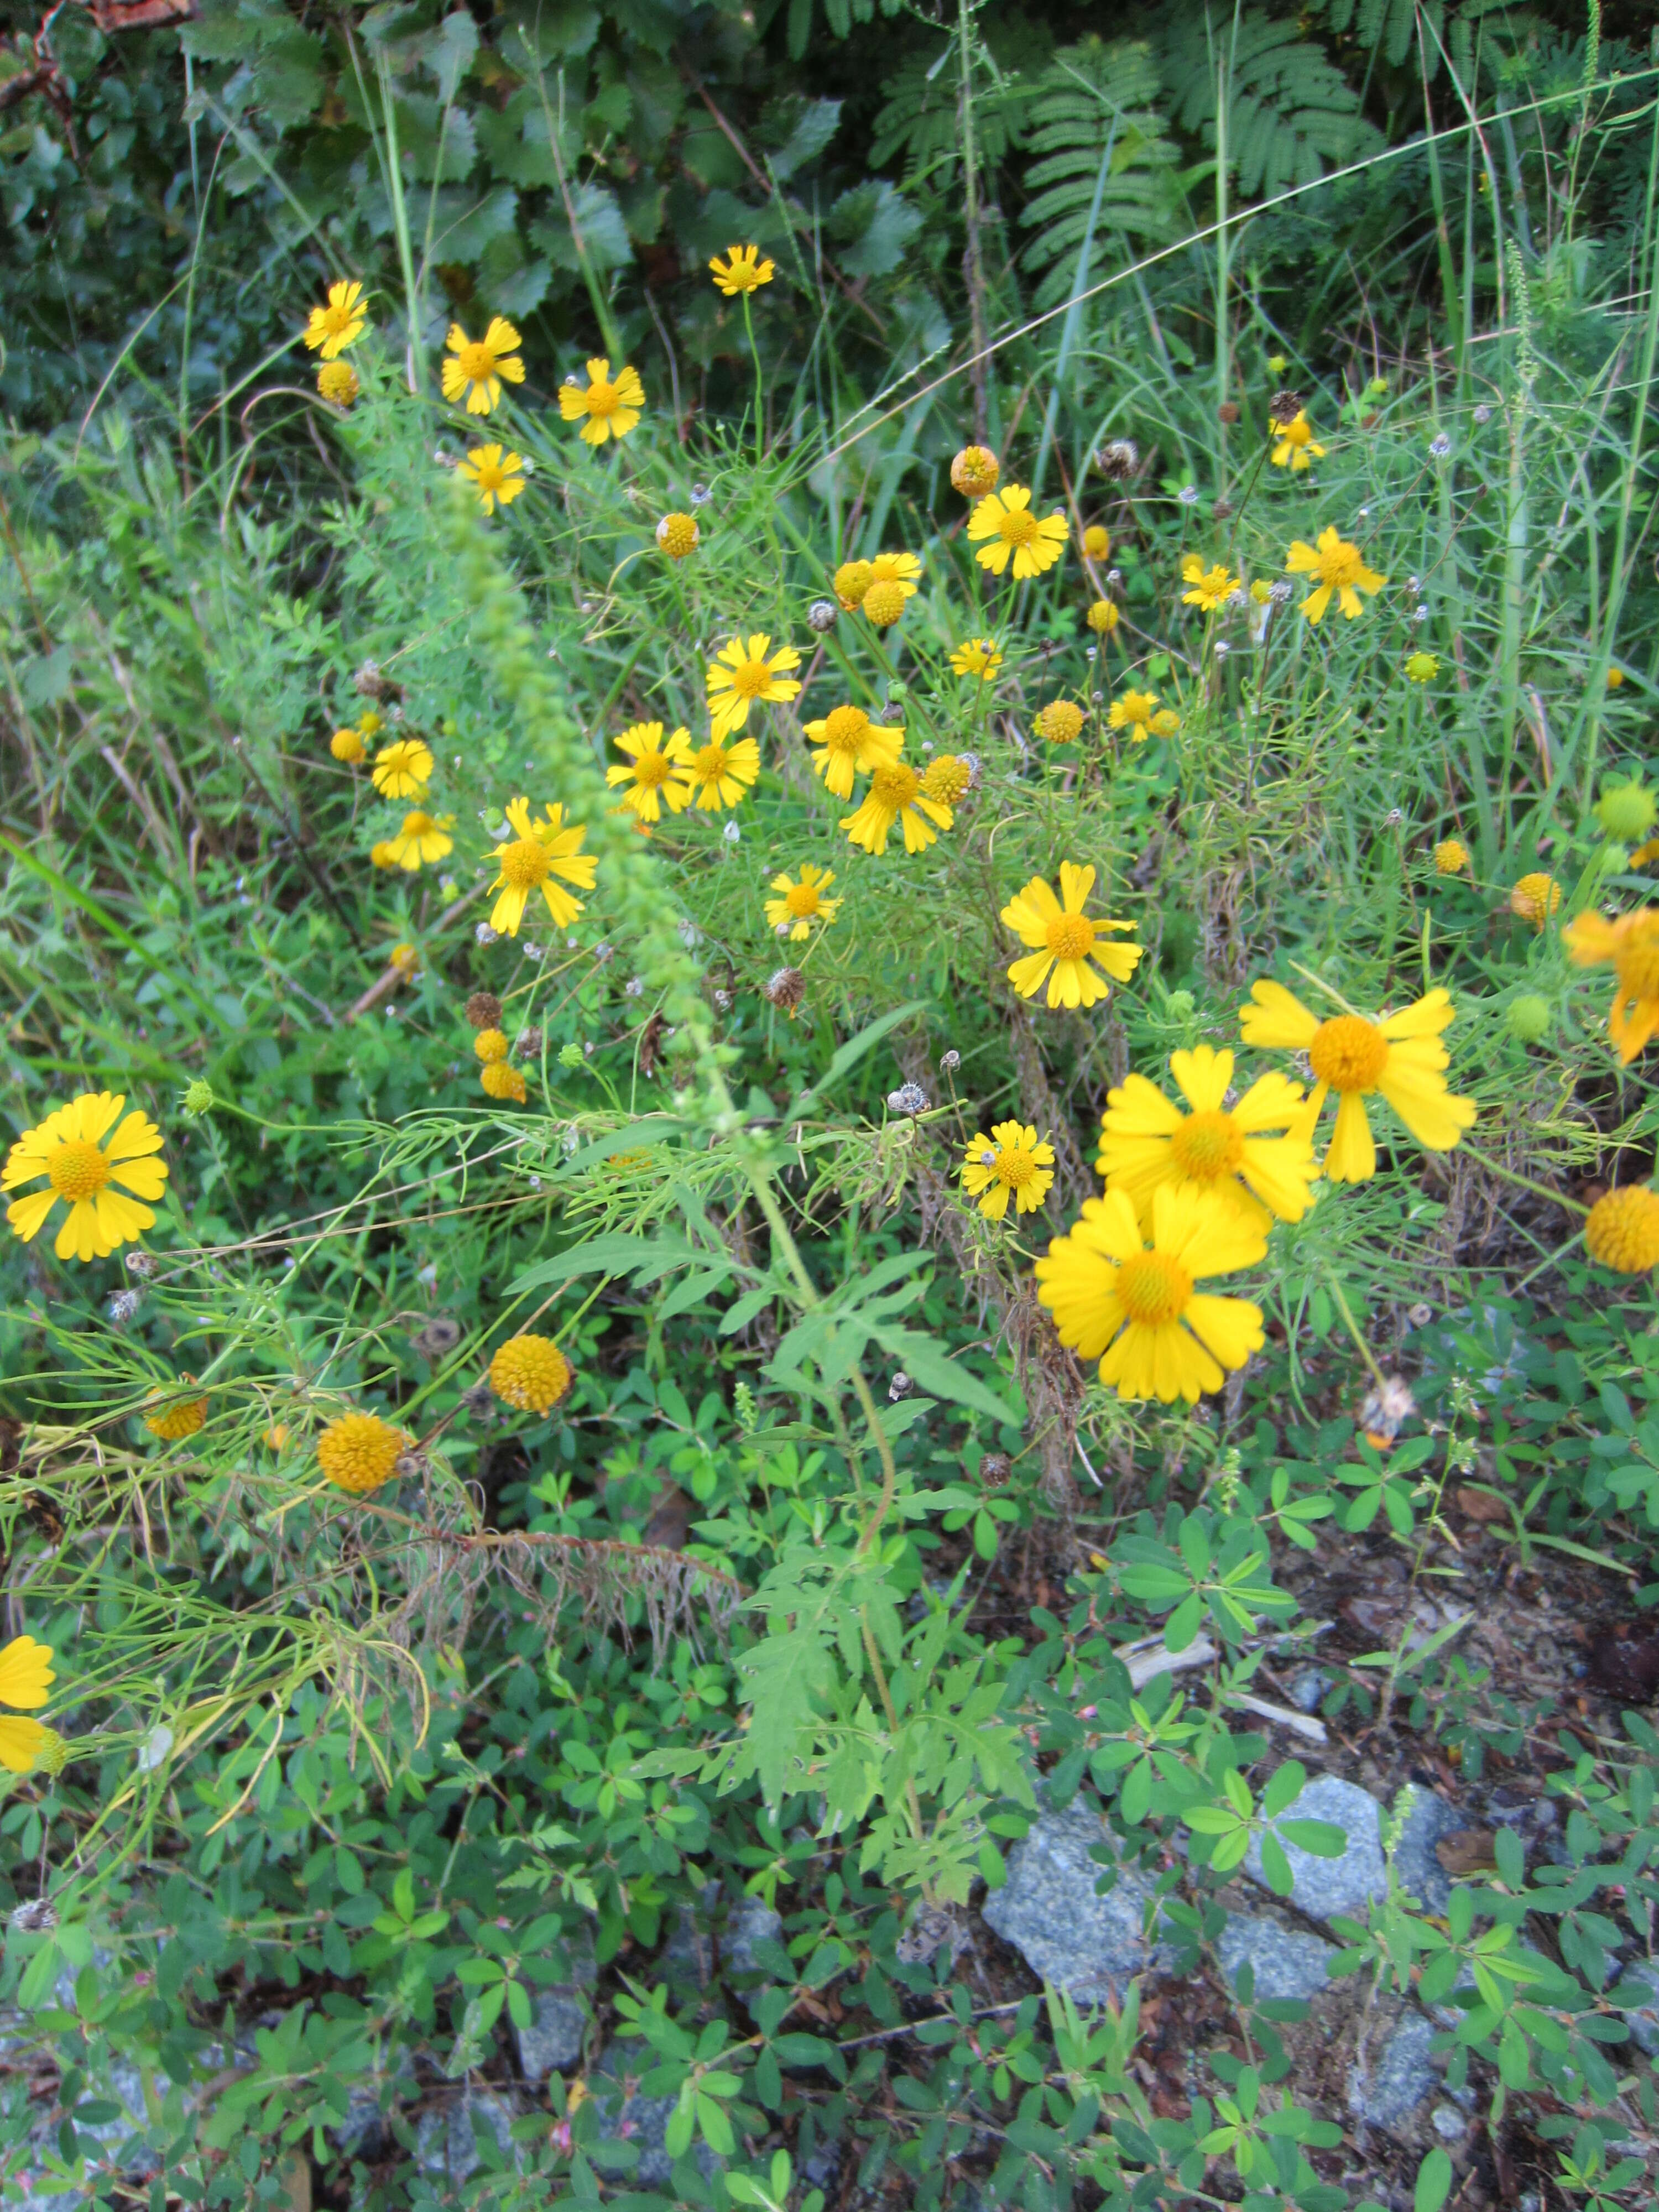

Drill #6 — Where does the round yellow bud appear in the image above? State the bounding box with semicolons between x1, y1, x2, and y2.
316;1411;407;1495
317;361;359;408
1509;872;1562;928
474;1029;510;1064
489;1334;574;1415
1035;700;1085;745
1433;839;1469;875
331;727;366;764
833;560;873;611
1585;1186;1659;1274
656;512;698;559
950;445;1000;498
862;579;907;628
481;1061;528;1102
1086;599;1120;635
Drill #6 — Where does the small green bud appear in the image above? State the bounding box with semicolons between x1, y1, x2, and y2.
181;1080;215;1117
1597;780;1657;843
1506;995;1551;1045
558;1042;586;1070
733;1380;758;1434
886;680;908;701
1166;989;1196;1021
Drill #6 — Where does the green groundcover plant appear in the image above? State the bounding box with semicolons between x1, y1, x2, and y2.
7;7;1659;2211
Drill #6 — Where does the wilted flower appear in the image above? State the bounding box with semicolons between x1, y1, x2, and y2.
888;1083;929;1117
1097;439;1139;479
806;599;839;632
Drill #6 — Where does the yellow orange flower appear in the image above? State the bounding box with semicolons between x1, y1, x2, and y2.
458;445;526;514
0;1635;58;1775
1180;556;1239;612
441;318;525;416
302;280;366;360
841;758;953;857
1035;700;1084;745
1434;839;1469;875
605;723;694;822
490;1333;574;1412
1285;527;1386;623
481;1061;529;1103
709;244;775;295
706;634;801;739
330;727;366;764
765;863;841;941
1036;1183;1266;1404
951;637;1003;681
656;513;698;558
317;1411;406;1496
951;446;1000;497
1563;907;1659;1063
1510;873;1562;928
382;811;454;870
1585;1187;1659;1273
961;1121;1056;1222
1000;864;1141;1011
371;738;434;799
1097;1045;1317;1231
487;799;597;935
1083;524;1110;560
4;1092;168;1262
804;705;902;800
557;355;645;444
833;559;873;611
317;361;359;407
1108;689;1166;744
967;484;1067;580
679;735;760;811
1270;411;1326;470
1238;980;1476;1182
1087;599;1120;635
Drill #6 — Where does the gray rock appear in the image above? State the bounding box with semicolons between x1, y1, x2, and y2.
589;2046;719;2188
1609;1962;1659;2054
1432;2105;1467;2141
1287;1667;1332;1714
659;1880;721;1994
327;2051;418;2154
982;1804;1171;2001
1391;1790;1465;1914
1349;2013;1437;2127
514;1927;596;2081
1217;1914;1335;2001
415;2090;521;2184
1245;1775;1386;1922
724;1896;784;1979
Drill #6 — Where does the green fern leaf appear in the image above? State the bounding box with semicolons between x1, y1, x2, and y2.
1161;7;1385;200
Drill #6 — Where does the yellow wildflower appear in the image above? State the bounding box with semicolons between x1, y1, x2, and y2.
765;863;841;941
1000;864;1141;1011
961;1121;1056;1222
709;244;775;295
706;634;801;738
487;799;597;935
458;445;526;514
1270;411;1326;471
4;1092;168;1263
967;484;1068;580
606;723;694;822
1285;526;1386;623
441;318;525;416
302;280;366;359
557;356;645;445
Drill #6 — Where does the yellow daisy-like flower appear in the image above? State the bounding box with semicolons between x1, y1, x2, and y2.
1180;556;1239;612
804;705;902;800
4;1093;168;1263
491;1333;575;1412
709;244;775;295
921;754;972;805
967;484;1068;580
951;446;1000;498
706;633;801;739
766;863;841;941
1434;839;1469;875
1563;907;1659;1063
145;1387;208;1440
1238;980;1477;1182
330;726;366;764
316;1410;406;1496
1510;872;1562;928
961;1120;1056;1222
1000;863;1142;1012
1097;1045;1317;1232
656;513;698;559
1107;688;1164;745
369;842;398;870
372;738;434;799
382;810;455;871
1083;524;1111;561
488;799;598;935
557;355;645;445
1035;700;1084;746
605;723;694;822
1285;526;1386;623
0;1635;58;1776
1087;599;1120;636
680;735;761;811
458;445;526;514
1405;651;1439;683
481;1061;529;1103
1270;411;1326;471
841;758;953;857
1035;1183;1266;1405
302;280;366;360
441;317;526;416
317;361;359;408
1584;1187;1659;1274
951;637;1003;681
867;551;921;601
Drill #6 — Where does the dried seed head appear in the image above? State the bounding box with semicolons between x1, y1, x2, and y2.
889;1371;913;1401
1217;401;1240;425
458;1381;496;1422
125;1250;158;1279
392;1450;427;1482
1097;439;1139;480
464;990;503;1030
9;1899;57;1933
979;1453;1013;1489
806;598;839;633
938;1049;961;1072
411;1315;463;1359
764;967;806;1012
354;659;387;698
887;1082;928;1117
107;1289;142;1328
1266;388;1303;426
515;1026;544;1058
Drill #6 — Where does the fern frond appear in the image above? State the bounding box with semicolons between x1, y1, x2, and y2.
1161;7;1385;199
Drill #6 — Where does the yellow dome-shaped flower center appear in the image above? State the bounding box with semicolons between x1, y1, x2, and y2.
499;837;550;891
456;342;497;384
995;1148;1035;1189
403;811;434;837
49;1139;112;1202
1308;1013;1389;1092
692;742;729;780
785;881;821;917
632;751;671;787
1117;1250;1192;1325
871;763;920;808
999;507;1039;546
1170;1110;1244;1178
1585;1186;1659;1274
1616;928;1659;1002
585;379;618;417
728;658;773;700
822;706;869;753
1311;538;1363;586
1045;914;1095;961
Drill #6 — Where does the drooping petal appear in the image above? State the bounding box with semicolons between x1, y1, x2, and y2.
6;1188;59;1243
1374;1063;1477;1150
0;1636;54;1709
1324;1091;1377;1182
0;1717;51;1773
1103;1074;1185;1138
1238;980;1319;1050
1183;1293;1265;1374
1237;1133;1319;1222
66;1093;126;1145
103;1111;163;1165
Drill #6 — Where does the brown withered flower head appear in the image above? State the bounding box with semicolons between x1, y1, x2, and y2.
1267;388;1304;427
764;967;805;1014
463;990;503;1031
